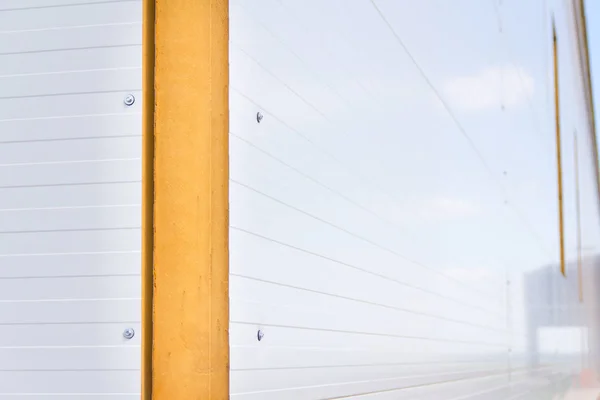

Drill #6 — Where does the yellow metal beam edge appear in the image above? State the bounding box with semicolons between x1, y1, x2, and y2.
552;20;567;278
143;0;230;398
141;0;155;399
574;0;600;208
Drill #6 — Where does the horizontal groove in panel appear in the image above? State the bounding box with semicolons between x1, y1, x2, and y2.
335;367;557;400
230;345;507;372
230;272;507;339
232;273;507;339
0;226;138;236
0;137;140;164
231;362;514;393
231;362;512;373
0;91;141;120
231;322;508;364
0;275;140;301
230;228;506;329
0;229;140;255
0;23;140;55
0;396;139;399
230;368;513;399
0;347;139;370
230;182;506;313
231;293;506;346
0;69;141;100
232;321;504;347
229;231;505;331
230;137;506;309
0;134;141;146
0;298;139;324
232;247;500;329
231;192;504;317
0;370;139;394
0;251;139;277
0;46;141;76
232;314;505;349
0;135;142;163
0;114;140;143
231;364;559;399
0;182;141;209
231;345;507;372
0;323;141;347
0;205;140;232
0;159;140;187
0;0;138;11
0;2;140;32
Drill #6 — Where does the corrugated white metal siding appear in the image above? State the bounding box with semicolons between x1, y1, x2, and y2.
229;0;600;398
0;0;141;398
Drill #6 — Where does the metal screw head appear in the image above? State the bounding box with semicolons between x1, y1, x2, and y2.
123;328;135;340
257;330;264;341
256;112;263;123
124;94;135;106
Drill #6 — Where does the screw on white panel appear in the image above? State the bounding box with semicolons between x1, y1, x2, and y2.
257;330;264;341
256;112;264;123
123;328;135;339
124;94;136;106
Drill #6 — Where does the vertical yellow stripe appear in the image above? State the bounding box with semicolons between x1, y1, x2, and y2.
144;0;230;398
553;23;566;278
575;0;600;202
141;0;155;398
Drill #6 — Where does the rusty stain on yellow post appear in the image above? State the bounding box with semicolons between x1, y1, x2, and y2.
145;0;230;398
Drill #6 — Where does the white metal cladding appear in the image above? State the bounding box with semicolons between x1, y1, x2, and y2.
229;0;600;399
0;0;142;398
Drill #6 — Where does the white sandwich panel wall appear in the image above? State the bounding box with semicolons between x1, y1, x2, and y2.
0;0;142;398
229;0;600;398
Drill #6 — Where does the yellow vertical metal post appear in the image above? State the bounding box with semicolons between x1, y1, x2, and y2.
142;0;230;399
576;0;600;200
553;23;566;277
